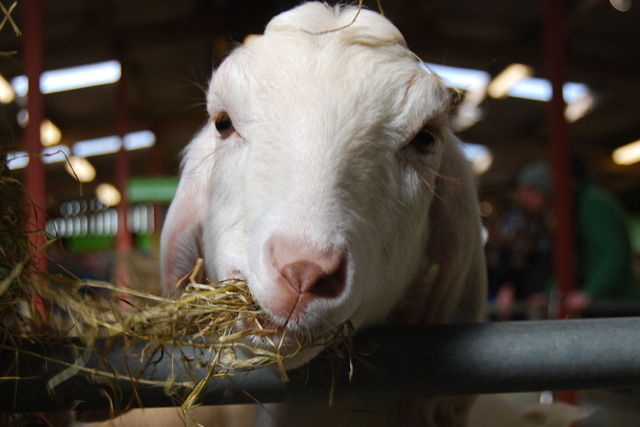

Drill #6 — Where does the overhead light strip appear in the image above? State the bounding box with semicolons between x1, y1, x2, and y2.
422;62;590;104
507;78;591;103
73;130;156;157
422;63;490;90
73;136;123;157
11;60;121;96
41;145;71;164
5;130;156;170
488;63;533;99
6;151;29;170
613;139;640;165
0;74;15;103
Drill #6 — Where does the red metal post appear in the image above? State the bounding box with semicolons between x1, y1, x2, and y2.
544;0;575;316
115;66;132;252
114;46;132;299
23;0;48;320
149;128;162;243
544;0;578;407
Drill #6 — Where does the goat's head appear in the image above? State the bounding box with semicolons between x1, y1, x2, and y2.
161;3;486;368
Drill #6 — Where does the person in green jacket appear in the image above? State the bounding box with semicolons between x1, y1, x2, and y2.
519;158;640;314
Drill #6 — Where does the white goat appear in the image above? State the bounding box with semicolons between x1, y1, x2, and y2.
158;4;484;425
81;3;584;427
162;1;486;363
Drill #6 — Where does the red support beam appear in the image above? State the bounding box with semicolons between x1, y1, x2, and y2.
544;0;575;316
115;58;132;253
23;0;48;320
114;45;132;300
23;0;46;252
544;0;578;407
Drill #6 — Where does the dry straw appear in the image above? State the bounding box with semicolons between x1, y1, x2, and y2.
1;156;353;420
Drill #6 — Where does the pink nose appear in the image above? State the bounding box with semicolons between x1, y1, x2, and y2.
267;236;347;320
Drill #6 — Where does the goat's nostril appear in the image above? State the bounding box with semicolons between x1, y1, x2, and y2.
310;256;347;298
278;254;347;299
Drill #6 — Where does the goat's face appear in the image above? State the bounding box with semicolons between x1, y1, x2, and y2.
161;3;484;368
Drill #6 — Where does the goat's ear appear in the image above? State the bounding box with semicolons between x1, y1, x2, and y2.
160;126;216;294
445;86;465;120
423;130;487;323
449;86;465;109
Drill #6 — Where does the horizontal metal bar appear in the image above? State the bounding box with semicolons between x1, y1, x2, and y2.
2;317;640;413
486;301;640;319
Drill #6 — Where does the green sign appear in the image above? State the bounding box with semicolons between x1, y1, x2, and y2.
127;177;179;204
67;236;115;253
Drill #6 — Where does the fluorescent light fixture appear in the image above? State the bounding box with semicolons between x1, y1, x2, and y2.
123;130;156;151
484;63;591;103
64;156;96;183
565;93;596;123
73;135;122;157
613;139;640;165
462;142;493;175
6;151;29;170
563;82;591;104
421;63;490;90
11;60;121;96
0;74;15;103
72;131;156;157
507;77;551;101
40;119;62;146
488;64;534;99
507;79;591;103
96;183;122;207
42;60;121;93
41;145;70;164
11;75;27;97
421;61;594;126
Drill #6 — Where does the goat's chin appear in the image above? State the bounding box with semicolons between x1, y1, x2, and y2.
241;326;331;370
281;346;325;370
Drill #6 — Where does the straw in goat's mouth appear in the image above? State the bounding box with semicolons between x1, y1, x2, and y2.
1;160;354;415
2;248;354;414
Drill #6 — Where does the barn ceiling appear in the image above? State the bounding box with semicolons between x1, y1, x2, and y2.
1;0;640;216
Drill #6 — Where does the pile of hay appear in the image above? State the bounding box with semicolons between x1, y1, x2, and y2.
0;159;353;417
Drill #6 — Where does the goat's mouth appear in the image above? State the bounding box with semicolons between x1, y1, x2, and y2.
223;270;354;366
238;314;325;348
235;312;352;364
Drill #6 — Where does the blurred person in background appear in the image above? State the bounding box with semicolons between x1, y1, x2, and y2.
490;157;639;318
489;161;554;319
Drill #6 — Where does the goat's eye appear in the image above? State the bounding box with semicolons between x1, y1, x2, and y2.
410;128;436;154
214;112;235;138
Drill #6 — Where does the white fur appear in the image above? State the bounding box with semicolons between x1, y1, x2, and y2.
162;1;485;361
154;3;582;427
